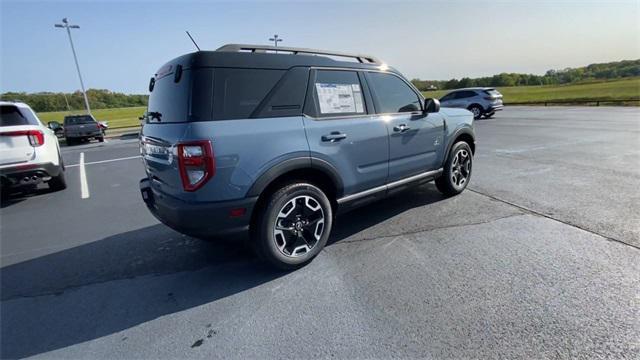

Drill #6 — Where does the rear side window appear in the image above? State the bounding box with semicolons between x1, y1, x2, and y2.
484;89;502;97
311;70;365;116
0;105;39;127
213;68;285;120
367;72;421;113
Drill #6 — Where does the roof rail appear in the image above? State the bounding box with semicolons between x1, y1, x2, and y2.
216;44;381;64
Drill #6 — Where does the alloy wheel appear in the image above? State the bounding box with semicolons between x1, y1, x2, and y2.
273;195;325;257
450;148;471;188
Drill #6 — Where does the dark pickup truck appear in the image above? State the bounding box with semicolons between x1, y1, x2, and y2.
63;115;104;144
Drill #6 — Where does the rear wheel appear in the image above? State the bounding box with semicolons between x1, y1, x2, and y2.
468;105;483;120
435;141;473;196
49;156;67;191
98;136;105;143
253;182;332;270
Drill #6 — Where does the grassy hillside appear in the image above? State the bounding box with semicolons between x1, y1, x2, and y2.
37;106;146;129
422;77;640;104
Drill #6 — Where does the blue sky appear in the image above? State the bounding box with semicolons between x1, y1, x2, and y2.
1;0;639;94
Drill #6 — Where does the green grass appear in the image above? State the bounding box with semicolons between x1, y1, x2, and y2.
422;77;640;104
37;106;146;129
36;78;639;129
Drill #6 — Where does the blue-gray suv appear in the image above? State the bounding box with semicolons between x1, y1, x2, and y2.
139;44;476;269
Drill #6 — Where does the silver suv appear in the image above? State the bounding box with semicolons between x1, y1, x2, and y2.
439;88;503;119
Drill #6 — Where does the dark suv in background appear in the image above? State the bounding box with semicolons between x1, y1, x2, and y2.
140;44;476;269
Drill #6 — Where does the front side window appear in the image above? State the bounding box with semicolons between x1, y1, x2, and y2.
313;70;365;116
440;92;456;102
367;72;421;114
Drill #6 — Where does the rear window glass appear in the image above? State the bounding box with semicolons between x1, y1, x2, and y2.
147;70;192;123
64;115;95;125
0;105;39;127
213;68;285;120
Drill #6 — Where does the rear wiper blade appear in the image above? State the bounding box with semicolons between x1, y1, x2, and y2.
148;111;162;122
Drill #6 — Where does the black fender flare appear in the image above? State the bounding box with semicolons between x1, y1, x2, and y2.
443;127;476;165
246;157;344;198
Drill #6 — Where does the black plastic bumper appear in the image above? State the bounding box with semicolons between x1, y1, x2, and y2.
140;178;257;239
0;162;62;187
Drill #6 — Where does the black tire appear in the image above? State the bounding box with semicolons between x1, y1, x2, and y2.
468;105;483;120
49;158;67;192
65;138;74;146
253;182;333;270
435;141;473;196
98;136;105;143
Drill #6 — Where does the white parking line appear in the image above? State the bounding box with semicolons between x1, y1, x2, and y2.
79;152;90;199
66;155;141;168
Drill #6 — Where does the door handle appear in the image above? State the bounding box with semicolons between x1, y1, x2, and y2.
321;132;347;142
393;124;411;132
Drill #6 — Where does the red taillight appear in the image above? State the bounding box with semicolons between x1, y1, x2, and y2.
0;130;45;146
177;140;215;192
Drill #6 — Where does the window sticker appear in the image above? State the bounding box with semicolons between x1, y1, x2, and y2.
315;83;364;114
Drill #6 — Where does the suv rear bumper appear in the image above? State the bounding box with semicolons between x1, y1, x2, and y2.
486;104;504;113
0;162;61;187
66;131;103;139
140;178;257;239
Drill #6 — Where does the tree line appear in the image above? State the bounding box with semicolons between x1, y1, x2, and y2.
411;59;640;91
2;59;638;111
0;89;148;112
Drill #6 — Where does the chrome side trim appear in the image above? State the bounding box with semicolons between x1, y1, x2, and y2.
337;168;443;204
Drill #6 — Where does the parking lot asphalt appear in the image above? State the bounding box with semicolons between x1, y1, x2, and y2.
1;106;639;359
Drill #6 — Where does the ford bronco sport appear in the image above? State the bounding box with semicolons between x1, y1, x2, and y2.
140;44;475;269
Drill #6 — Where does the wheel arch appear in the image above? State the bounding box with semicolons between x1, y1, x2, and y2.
444;129;476;164
467;103;483;110
247;157;343;221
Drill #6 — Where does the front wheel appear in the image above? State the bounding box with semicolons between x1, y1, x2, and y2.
435;141;473;196
468;105;483;120
253;182;333;270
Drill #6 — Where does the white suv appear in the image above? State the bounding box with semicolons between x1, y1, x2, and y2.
0;101;66;198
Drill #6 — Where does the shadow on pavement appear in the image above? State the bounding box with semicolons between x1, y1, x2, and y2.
0;186;50;209
1;184;445;358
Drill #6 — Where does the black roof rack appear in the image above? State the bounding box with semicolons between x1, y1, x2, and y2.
216;44;381;64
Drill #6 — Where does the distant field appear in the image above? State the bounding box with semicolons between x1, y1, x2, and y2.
422;77;640;104
36;78;639;129
37;106;146;129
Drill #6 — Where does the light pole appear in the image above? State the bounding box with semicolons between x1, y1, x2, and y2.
269;34;282;48
55;18;91;115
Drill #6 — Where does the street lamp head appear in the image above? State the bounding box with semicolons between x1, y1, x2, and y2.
55;24;64;28
69;25;80;29
62;17;68;24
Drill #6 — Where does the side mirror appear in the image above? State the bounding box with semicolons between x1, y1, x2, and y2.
424;98;440;113
48;121;61;130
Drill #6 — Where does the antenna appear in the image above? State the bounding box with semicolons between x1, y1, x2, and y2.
185;31;201;51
